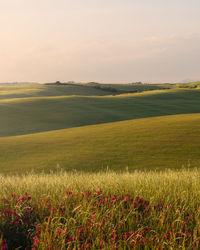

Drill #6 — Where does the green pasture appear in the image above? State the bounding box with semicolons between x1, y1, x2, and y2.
0;83;113;100
1;82;200;249
0;85;200;137
0;113;200;173
87;82;174;91
0;82;200;174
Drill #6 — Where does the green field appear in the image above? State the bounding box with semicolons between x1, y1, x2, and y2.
0;82;200;173
0;83;200;137
1;82;200;249
0;113;200;173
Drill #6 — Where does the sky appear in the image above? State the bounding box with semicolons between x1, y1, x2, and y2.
0;0;200;83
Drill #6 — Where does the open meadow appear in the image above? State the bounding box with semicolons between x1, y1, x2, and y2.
0;83;200;137
1;1;200;248
0;113;200;174
0;82;200;249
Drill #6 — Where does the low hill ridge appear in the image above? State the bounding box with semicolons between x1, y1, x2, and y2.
1;113;200;173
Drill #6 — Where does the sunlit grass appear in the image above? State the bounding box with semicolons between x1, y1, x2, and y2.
0;113;200;173
0;84;200;137
1;168;200;201
1;169;200;249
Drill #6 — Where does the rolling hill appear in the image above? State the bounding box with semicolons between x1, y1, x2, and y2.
0;82;200;174
0;84;200;137
0;113;200;173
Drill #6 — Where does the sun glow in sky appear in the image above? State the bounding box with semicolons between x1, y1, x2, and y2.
0;0;200;83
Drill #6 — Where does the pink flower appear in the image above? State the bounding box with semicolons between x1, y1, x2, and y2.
57;230;62;236
0;240;8;250
33;237;39;245
99;240;103;246
66;190;72;195
15;221;20;226
163;234;168;240
20;197;25;202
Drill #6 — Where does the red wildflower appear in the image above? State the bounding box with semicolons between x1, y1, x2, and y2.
20;197;25;202
99;240;103;246
66;190;72;195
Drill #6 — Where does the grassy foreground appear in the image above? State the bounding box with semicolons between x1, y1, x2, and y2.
1;169;200;249
0;113;200;173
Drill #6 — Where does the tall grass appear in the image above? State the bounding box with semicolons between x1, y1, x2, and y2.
1;169;200;249
1;168;200;201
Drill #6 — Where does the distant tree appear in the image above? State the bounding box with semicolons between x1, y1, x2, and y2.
131;82;143;84
87;82;99;86
55;81;62;85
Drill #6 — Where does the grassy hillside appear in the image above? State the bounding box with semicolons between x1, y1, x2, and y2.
0;86;200;137
176;81;200;89
0;113;200;173
86;82;174;92
0;82;172;100
1;83;200;248
0;83;115;100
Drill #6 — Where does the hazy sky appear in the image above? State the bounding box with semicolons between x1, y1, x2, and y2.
0;0;200;83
